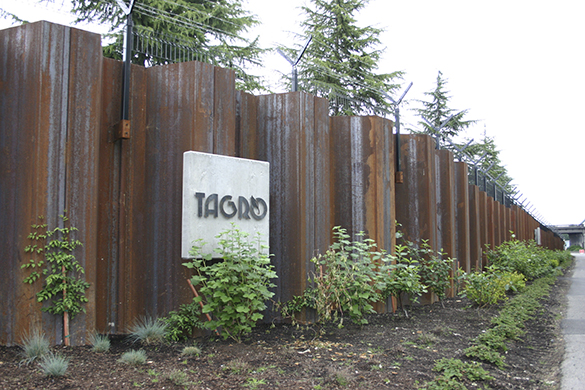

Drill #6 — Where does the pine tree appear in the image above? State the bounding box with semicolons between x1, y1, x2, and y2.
288;0;402;116
463;131;513;190
414;71;476;146
52;0;266;93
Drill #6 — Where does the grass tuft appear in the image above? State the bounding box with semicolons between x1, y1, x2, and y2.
181;345;201;357
88;332;110;353
20;329;50;365
166;370;190;386
118;349;147;366
128;316;168;344
39;352;69;377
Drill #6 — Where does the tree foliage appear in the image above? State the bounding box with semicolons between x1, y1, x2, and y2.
413;70;477;145
47;0;267;93
461;130;513;190
288;0;402;116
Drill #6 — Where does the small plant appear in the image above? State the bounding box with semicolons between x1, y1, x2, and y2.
223;358;250;375
244;378;267;389
119;349;147;366
22;213;90;345
39;352;69;377
184;225;277;343
181;345;201;357
163;301;203;341
19;329;50;365
166;370;190;387
384;242;427;318
88;332;110;353
128;316;168;344
417;240;455;307
422;358;493;389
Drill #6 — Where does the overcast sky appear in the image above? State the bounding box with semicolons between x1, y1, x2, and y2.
2;0;584;226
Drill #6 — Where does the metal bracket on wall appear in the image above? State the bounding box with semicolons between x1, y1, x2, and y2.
115;119;131;140
395;171;404;184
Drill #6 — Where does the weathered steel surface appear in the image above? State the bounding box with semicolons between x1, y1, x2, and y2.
0;22;101;345
435;150;456;297
468;185;482;271
395;134;437;305
330;116;395;247
478;190;489;269
330;116;395;312
455;163;471;273
254;92;332;310
395;134;437;249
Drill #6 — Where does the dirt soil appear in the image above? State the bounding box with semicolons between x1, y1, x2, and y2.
0;268;572;390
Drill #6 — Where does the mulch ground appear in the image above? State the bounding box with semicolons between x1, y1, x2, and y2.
0;266;571;390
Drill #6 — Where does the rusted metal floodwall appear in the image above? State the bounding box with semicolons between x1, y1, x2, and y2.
0;21;565;345
0;22;101;345
330;116;396;311
435;149;457;297
455;163;471;273
253;92;332;311
468;185;483;271
395;134;437;304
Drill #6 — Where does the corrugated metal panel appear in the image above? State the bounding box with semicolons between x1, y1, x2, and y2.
455;162;471;273
0;22;101;345
255;92;331;308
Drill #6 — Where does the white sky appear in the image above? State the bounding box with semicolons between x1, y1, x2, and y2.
2;0;584;226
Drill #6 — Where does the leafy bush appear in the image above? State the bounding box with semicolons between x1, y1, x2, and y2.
39;352;69;377
118;349;147;365
303;227;393;326
567;244;583;252
128;316;168;344
88;332;110;353
185;225;276;343
385;242;427;317
19;329;50;365
486;237;554;280
22;213;90;320
409;240;454;306
462;268;525;307
163;301;203;342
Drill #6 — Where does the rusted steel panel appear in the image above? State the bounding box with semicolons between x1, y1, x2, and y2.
492;199;501;247
468;185;482;271
0;22;101;345
62;26;101;344
395;134;437;248
330;116;395;312
478;190;488;269
236;90;258;159
455;163;470;273
395;134;437;305
435;150;456;297
486;197;495;260
255;92;331;310
96;57;122;333
213;66;236;156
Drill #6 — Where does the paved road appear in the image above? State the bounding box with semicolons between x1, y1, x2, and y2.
562;253;585;390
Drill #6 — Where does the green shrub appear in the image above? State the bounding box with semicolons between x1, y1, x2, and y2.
118;349;147;365
384;244;427;318
39;352;69;377
414;240;454;306
128;316;168;344
163;301;203;342
19;329;50;365
486;237;555;280
185;225;276;343
88;332;110;353
567;244;583;252
462;269;525;307
304;227;393;326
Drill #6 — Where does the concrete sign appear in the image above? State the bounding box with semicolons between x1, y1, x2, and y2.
181;151;269;258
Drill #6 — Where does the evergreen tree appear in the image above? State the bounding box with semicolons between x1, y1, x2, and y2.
414;71;476;146
47;0;266;93
288;0;402;116
461;130;513;191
